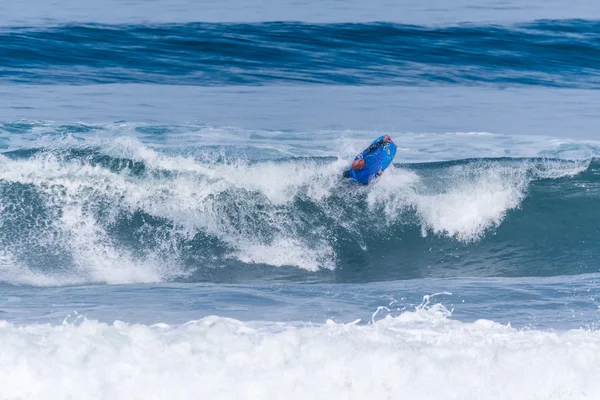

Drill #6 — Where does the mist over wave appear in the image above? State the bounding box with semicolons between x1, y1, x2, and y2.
0;134;596;286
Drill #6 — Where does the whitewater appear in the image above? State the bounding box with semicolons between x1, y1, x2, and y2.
3;305;600;400
0;128;595;284
2;0;600;398
1;122;599;399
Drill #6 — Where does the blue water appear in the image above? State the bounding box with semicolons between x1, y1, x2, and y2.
2;1;600;398
3;21;600;87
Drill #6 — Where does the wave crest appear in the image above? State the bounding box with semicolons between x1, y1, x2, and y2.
0;139;593;286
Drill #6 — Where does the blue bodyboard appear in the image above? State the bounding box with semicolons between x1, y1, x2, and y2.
346;136;397;185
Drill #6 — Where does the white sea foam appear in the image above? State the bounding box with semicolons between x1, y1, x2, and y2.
368;159;588;241
0;141;345;280
412;164;529;241
1;303;599;400
0;138;592;284
237;238;336;271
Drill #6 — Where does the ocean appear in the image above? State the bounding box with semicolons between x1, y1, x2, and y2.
2;0;600;398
